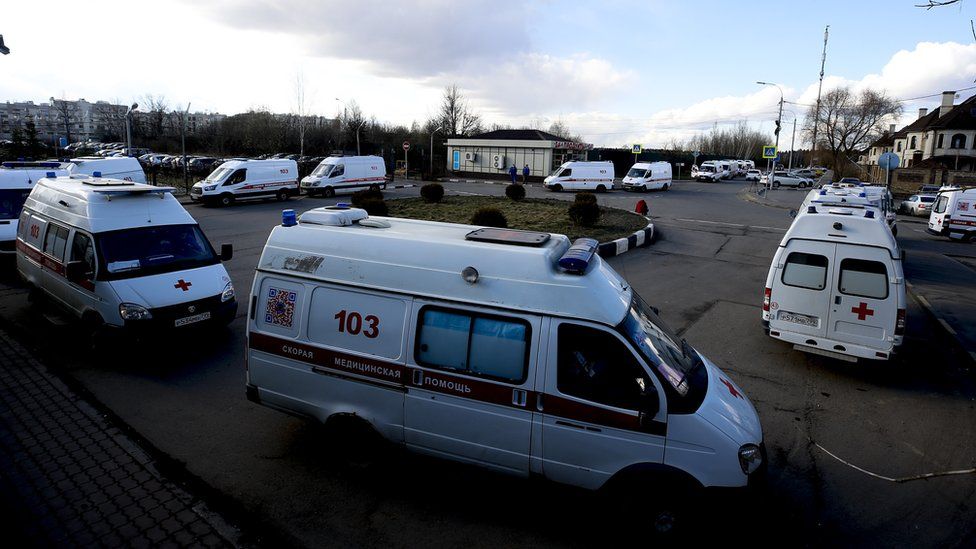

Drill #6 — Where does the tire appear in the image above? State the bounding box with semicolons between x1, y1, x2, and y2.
324;415;387;470
369;184;380;192
641;185;648;192
910;207;916;216
892;225;898;237
772;181;780;189
550;184;562;192
596;184;607;193
663;183;670;191
323;187;336;198
276;190;289;202
219;193;234;207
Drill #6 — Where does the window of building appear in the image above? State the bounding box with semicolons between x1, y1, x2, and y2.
557;323;651;411
415;307;529;383
896;142;902;152
43;223;69;260
950;133;966;149
937;134;944;149
909;136;917;149
782;252;828;291
838;258;888;299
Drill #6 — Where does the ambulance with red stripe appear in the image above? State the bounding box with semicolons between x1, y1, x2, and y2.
301;156;387;198
762;201;906;362
245;206;765;523
928;188;976;241
191;159;298;206
17;174;237;339
544;161;615;192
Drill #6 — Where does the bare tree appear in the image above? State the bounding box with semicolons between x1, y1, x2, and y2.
547;120;583;142
142;94;169;138
802;86;901;176
432;84;482;137
51;95;75;143
292;72;313;157
685;121;770;159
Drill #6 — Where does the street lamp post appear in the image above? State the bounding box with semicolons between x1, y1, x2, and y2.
124;102;138;156
789;117;797;171
757;81;784;191
429;128;440;180
356;119;367;156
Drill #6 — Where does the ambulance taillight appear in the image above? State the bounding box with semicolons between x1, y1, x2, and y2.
895;309;906;336
763;287;772;312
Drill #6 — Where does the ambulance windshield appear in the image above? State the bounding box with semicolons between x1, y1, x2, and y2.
312;164;334;177
0;189;30;220
97;224;218;280
626;168;649;178
206;168;232;182
619;294;708;412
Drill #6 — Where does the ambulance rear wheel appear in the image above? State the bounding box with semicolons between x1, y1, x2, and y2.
219;194;234;207
276;190;289;202
369;184;380;192
663;183;670;191
596;184;607;193
324;414;386;469
323;187;336;198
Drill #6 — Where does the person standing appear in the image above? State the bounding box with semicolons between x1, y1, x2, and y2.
522;164;530;184
509;164;517;184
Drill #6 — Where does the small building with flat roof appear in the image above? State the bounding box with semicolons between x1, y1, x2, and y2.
446;129;592;180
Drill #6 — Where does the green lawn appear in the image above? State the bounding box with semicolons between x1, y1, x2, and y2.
386;196;648;242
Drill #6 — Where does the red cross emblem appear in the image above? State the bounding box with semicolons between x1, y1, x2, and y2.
174;279;192;292
851;302;874;321
720;378;742;399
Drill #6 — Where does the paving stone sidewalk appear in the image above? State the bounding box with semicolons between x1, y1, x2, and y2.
0;328;239;548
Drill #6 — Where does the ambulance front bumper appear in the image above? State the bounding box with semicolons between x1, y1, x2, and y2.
768;327;899;360
119;294;238;334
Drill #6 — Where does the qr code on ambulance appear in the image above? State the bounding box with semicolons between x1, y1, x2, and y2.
265;287;297;327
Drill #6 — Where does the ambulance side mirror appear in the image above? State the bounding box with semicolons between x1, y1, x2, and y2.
789;209;798;218
220;244;233;261
65;261;89;283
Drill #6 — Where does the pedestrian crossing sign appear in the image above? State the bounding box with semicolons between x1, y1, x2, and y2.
632;144;642;154
762;146;777;159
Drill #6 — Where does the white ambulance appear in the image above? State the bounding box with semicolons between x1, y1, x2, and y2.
762;202;906;362
190;159;298;206
622;161;672;192
68;156;146;183
1;162;71;255
544;161;615;192
301;156;387;197
17;174;237;338
245;207;765;523
695;161;723;182
928;188;976;241
802;184;898;235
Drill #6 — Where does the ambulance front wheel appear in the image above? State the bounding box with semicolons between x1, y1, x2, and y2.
369;184;381;192
323;187;336;198
549;184;562;192
219;194;234;207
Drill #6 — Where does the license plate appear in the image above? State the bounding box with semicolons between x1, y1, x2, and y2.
175;311;211;327
779;311;818;328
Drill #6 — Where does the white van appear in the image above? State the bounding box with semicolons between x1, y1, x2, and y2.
68;156;147;183
622;161;672;192
17;174;237;338
544;161;614;192
928;188;976;241
245;207;765;524
1;162;71;255
191;159;298;206
804;184;897;235
762;203;906;362
695;161;722;182
301;156;387;198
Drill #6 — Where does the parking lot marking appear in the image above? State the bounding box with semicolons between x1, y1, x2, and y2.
938;318;957;336
676;218;744;227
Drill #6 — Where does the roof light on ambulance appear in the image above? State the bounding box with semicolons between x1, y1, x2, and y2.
281;209;297;227
558;238;599;274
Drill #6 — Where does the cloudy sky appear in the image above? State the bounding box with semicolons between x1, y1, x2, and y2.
2;0;975;148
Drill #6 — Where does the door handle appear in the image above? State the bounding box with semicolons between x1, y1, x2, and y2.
412;369;423;386
536;393;544;412
834;296;842;305
512;389;527;407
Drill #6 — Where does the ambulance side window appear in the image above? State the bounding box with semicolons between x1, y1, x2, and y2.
933;196;948;213
415;307;529;383
838;259;888;299
560;168;572;177
330;165;344;177
43;224;69;261
782;252;828;291
225;169;246;185
70;232;96;278
556;324;651;411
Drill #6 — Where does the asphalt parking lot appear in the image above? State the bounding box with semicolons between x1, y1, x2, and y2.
1;179;974;547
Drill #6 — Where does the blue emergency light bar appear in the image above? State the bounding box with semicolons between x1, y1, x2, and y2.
282;209;297;227
92;171;102;177
558;238;599;274
46;171;55;178
865;210;875;219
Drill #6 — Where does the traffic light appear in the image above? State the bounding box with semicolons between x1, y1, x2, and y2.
774;120;781;136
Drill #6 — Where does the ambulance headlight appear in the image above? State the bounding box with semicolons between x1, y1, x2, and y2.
204;184;217;191
738;444;763;475
119;303;152;321
221;281;235;302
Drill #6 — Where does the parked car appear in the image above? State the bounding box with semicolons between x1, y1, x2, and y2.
838;177;862;185
918;185;940;193
745;169;761;182
770;171;814;188
790;169;817;180
900;194;937;216
188;157;220;174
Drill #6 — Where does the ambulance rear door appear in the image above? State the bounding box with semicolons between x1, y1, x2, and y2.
768;240;836;339
827;244;897;352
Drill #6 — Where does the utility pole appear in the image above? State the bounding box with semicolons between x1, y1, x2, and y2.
757;81;784;191
810;25;829;168
182;103;191;190
789;118;796;170
429;128;440;180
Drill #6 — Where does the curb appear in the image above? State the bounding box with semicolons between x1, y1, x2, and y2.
442;178;541;187
598;219;655;258
738;188;800;211
906;281;976;367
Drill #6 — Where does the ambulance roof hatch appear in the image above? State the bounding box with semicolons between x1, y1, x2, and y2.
465;227;551;247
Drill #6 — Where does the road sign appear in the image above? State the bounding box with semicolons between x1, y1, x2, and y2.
402;141;410;151
676;163;685;167
762;146;777;159
632;144;642;154
692;151;700;158
878;152;900;171
58;136;67;148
